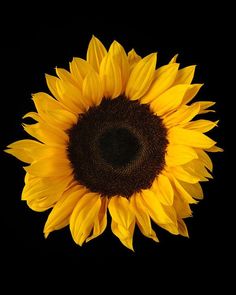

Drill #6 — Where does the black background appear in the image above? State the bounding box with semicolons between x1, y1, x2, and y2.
0;3;232;289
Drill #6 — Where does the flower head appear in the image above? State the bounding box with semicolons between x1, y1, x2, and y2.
5;36;222;250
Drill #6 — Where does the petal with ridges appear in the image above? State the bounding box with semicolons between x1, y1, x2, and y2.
181;84;203;105
150;84;190;116
151;174;174;206
170;176;198;204
195;149;213;171
70;193;101;246
174;65;196;85
99;53;122;98
86;197;108;242
83;70;104;106
125;53;157;100
183;120;218;133
109;41;129;90
169;165;201;184
44;185;87;237
206;145;224;152
130;194;159;242
111;219;135;251
87;36;107;72
178;181;204;200
168;127;216;148
127;49;141;69
141;63;179;104
177;219;189;237
165;144;198;166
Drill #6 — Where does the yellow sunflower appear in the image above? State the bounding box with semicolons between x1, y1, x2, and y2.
5;36;222;250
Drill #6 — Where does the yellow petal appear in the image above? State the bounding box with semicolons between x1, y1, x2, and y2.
83;70;104;106
24;155;71;178
169;165;200;184
151;174;174;206
87;36;107;72
191;101;216;114
141;189;175;225
163;103;200;128
183;119;218;133
111;219;135;251
23;122;68;146
183;160;213;181
69;58;84;87
109;196;135;251
70;193;101;246
109;41;130;91
45;74;62;102
206;145;224;153
56;67;79;88
23;112;41;122
195;149;213;171
165;144;198;166
127;49;141;69
169;54;178;64
177;219;189;237
99;53;122;98
22;174;74;201
125;53;157;100
86;197;108;242
174;65;196;85
173;193;192;218
141;63;179;104
150;84;190;116
181;84;203;105
178;181;204;200
168;127;216;148
130;194;159;242
44;185;87;237
5;139;43;163
171;176;198;204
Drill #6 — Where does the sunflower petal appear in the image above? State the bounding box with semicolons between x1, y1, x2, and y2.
87;36;107;72
130;194;159;242
174;65;196;85
70;193;101;246
178;181;204;200
171;176;198;204
150;84;190;116
183;119;218;133
109;196;135;250
169;165;201;184
168;127;216;148
163;103;200;127
44;185;87;237
195;149;213;171
127;49;141;69
24;155;71;177
125;53;157;100
169;54;178;64
165;144;198;166
181;84;203;105
100;53;122;98
177;219;189;237
83;70;104;106
109;41;130;90
86;197;108;242
141;63;179;104
151;174;174;206
191;101;216;114
206;145;224;152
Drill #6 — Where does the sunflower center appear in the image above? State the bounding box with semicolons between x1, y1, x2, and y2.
67;96;168;198
98;127;141;168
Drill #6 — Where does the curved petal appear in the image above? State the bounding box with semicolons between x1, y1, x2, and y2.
70;193;101;246
183;119;218;133
178;181;204;200
125;53;157;100
168;127;216;149
174;65;196;85
109;41;130;90
99;53;122;98
150;84;190;116
165;144;198;166
141;63;179;104
181;84;203;105
44;185;87;237
130;194;159;242
127;49;141;69
83;70;104;106
151;174;174;206
109;196;135;251
87;36;107;72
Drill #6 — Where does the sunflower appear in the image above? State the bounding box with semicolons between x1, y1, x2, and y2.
5;36;222;250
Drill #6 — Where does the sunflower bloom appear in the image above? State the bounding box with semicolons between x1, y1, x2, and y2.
5;36;222;250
